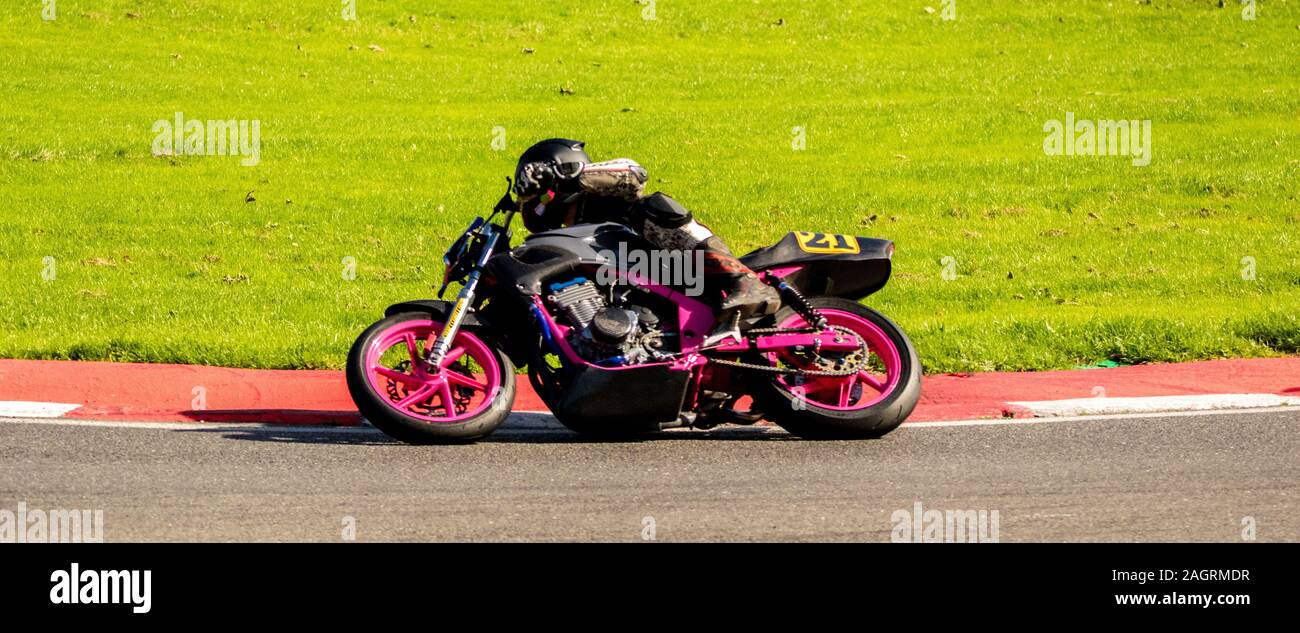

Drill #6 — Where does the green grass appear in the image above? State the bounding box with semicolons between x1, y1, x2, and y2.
1;0;1297;372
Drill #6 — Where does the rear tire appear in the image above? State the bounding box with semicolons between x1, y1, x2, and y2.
752;298;921;439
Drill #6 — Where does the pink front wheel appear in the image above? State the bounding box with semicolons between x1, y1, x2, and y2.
346;312;515;444
753;297;922;439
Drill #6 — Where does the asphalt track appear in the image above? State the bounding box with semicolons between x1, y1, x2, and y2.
2;407;1296;542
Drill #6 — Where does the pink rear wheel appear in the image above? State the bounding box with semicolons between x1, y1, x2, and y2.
766;307;903;411
346;312;514;443
754;297;921;439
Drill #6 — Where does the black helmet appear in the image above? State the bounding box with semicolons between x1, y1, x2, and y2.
514;138;590;198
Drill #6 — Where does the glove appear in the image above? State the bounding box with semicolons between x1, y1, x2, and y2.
514;161;557;198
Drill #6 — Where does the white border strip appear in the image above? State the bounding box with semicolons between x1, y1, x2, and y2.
1008;393;1300;417
905;405;1300;428
0;401;82;418
1;405;1297;434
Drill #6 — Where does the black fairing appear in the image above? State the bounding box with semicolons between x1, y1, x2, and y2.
552;364;691;430
484;246;585;297
521;222;653;262
740;233;894;300
486;222;660;296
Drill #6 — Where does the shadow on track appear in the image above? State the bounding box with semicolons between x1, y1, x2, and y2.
171;412;803;446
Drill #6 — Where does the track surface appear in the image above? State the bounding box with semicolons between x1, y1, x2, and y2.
2;409;1296;542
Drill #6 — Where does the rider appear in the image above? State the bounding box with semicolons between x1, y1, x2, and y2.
512;138;781;323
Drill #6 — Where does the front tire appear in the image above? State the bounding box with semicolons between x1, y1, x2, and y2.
346;312;515;444
752;297;922;439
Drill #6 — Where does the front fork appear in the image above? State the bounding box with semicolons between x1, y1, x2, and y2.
424;229;502;369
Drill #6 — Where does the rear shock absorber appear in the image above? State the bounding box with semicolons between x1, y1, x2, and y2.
764;273;827;329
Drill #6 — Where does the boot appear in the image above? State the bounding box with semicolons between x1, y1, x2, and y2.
699;243;781;322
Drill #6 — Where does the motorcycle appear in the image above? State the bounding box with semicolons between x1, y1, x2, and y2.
345;184;922;443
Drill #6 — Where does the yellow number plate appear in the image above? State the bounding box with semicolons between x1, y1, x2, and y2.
793;232;860;254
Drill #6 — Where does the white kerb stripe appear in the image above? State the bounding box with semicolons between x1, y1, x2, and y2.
0;401;83;418
1008;393;1300;417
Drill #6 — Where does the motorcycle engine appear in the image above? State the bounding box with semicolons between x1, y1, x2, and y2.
547;278;672;365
